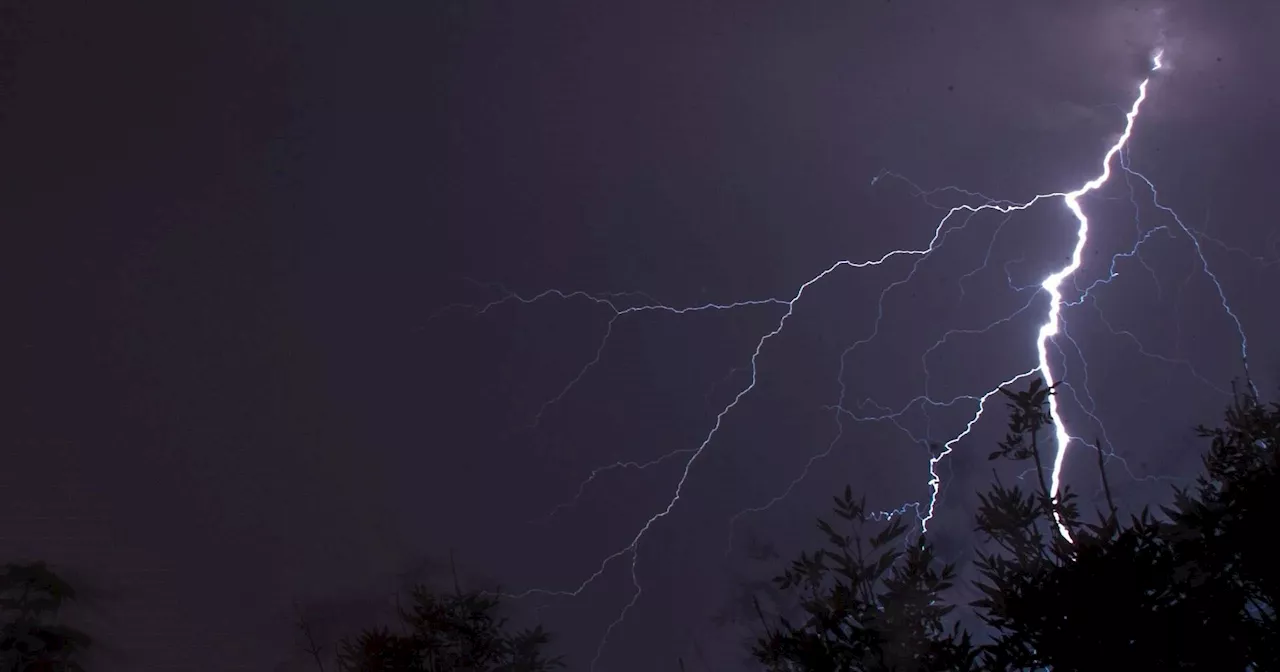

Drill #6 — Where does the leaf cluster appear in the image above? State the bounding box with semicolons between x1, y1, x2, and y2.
337;584;564;672
0;562;91;672
752;486;979;671
1160;390;1280;668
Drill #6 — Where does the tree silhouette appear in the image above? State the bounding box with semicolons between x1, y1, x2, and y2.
970;379;1254;670
752;378;1279;671
0;561;91;672
334;582;563;672
1160;388;1279;669
750;487;980;671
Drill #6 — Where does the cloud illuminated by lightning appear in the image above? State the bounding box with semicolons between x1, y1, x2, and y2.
439;47;1259;669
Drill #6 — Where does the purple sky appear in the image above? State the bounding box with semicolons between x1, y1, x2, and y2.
5;1;1279;670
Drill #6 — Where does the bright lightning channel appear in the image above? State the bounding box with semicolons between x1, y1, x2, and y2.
443;47;1255;669
1039;49;1163;541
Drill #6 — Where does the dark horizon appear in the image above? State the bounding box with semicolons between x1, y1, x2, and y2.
4;1;1278;669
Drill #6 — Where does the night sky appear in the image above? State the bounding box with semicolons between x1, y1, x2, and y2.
5;1;1279;670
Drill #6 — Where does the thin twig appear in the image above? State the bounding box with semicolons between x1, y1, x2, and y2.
1096;439;1118;520
294;602;326;672
752;596;773;638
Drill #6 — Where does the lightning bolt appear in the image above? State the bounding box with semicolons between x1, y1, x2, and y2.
438;48;1261;668
1036;50;1163;540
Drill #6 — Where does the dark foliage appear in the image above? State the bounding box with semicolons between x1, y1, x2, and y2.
334;583;564;672
971;380;1257;670
753;377;1279;671
751;487;979;671
1161;389;1279;669
0;562;91;672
